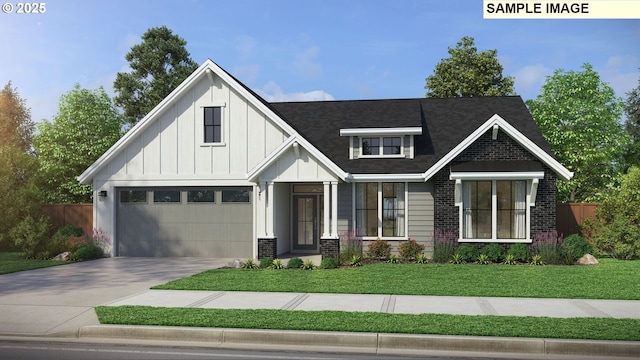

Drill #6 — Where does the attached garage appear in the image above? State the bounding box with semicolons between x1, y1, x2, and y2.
116;187;253;257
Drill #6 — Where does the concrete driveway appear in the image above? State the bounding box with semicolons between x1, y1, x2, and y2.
0;257;230;336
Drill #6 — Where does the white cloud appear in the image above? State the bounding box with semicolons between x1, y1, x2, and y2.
257;81;334;102
512;64;553;99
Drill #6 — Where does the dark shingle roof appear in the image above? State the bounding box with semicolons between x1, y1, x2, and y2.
270;96;552;174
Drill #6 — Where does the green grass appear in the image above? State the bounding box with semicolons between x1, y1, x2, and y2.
154;259;640;300
95;306;640;341
0;252;69;275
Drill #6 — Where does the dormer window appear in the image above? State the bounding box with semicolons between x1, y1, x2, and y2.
362;136;402;156
340;127;421;159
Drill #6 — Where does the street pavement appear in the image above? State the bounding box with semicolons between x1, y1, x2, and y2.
1;256;639;358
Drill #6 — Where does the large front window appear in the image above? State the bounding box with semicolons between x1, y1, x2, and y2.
356;182;405;237
462;180;526;240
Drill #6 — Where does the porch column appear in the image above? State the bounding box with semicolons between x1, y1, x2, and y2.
322;182;331;238
266;181;275;238
331;181;338;238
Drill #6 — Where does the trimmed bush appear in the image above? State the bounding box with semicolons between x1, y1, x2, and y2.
259;257;273;269
561;234;594;263
320;257;337;269
507;243;531;263
72;243;104;261
455;244;479;263
398;239;424;261
286;257;303;269
54;224;84;238
480;243;505;263
365;238;391;259
9;215;52;259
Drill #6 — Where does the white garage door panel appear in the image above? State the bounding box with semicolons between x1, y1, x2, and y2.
117;188;252;257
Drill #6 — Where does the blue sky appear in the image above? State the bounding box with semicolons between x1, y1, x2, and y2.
1;0;639;123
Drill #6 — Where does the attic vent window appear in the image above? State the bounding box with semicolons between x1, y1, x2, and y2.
204;107;222;143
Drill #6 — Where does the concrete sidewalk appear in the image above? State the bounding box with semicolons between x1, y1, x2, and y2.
103;290;640;319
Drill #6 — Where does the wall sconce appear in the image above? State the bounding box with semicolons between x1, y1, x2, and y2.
98;190;107;201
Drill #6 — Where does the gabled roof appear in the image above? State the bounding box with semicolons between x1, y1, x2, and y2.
270;96;572;180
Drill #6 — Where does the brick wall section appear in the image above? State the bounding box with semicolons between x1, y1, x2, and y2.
320;238;340;259
257;238;277;259
433;130;557;242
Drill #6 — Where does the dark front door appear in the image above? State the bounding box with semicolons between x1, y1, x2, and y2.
293;195;321;251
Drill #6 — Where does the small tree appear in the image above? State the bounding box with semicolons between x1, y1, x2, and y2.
623;71;640;170
425;36;515;98
526;64;630;202
34;85;124;203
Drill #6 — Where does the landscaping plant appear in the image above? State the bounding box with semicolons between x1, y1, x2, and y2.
449;254;463;264
398;239;424;261
530;254;544;266
349;254;362;267
480;243;505;263
476;254;490;265
431;229;457;263
531;231;563;265
259;257;273;269
387;254;400;264
270;259;284;269
365;238;391;260
9;215;52;259
320;257;338;269
301;259;315;270
241;259;257;269
560;234;594;263
286;257;303;269
416;253;428;264
454;244;479;263
339;230;363;264
507;243;531;263
502;254;517;265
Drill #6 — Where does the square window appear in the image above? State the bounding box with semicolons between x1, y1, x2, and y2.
361;138;379;155
383;137;402;155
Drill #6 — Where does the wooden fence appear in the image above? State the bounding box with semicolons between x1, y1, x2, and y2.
42;204;93;235
556;203;598;237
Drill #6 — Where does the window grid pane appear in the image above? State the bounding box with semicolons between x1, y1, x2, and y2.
204;107;222;143
463;181;492;239
356;182;378;236
362;138;379;155
382;137;401;155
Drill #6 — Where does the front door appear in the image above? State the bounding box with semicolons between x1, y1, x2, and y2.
293;195;322;251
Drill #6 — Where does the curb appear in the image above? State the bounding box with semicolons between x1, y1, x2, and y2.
78;325;640;358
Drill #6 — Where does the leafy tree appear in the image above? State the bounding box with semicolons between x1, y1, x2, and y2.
425;36;515;98
0;82;40;248
623;72;640;169
526;64;630;202
34;84;124;203
114;26;198;127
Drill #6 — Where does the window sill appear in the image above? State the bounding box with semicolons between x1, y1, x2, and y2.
357;154;406;159
459;238;531;243
360;236;409;241
200;142;226;147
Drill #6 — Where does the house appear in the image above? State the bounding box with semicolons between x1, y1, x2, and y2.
78;60;573;259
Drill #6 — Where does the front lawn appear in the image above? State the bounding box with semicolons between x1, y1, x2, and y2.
0;252;69;275
95;306;640;341
154;258;640;300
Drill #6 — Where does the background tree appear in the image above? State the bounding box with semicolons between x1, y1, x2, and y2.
114;26;198;127
623;72;640;169
425;36;515;98
0;82;40;248
526;63;630;202
34;84;124;203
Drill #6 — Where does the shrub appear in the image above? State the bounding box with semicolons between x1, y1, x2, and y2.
241;259;257;269
54;224;84;238
349;254;362;267
590;214;640;260
561;234;594;263
531;231;563;265
320;257;338;269
286;257;303;269
480;243;505;263
387;254;400;264
271;258;284;269
339;230;362;263
365;238;391;259
259;257;273;269
398;239;424;261
9;215;52;259
416;253;428;264
503;254;517;265
431;229;457;263
476;254;490;265
455;244;479;263
301;259;315;270
507;243;531;263
450;254;463;264
71;243;104;261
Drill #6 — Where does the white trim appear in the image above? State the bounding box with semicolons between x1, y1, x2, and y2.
199;103;227;147
340;127;422;136
331;181;338;238
358;136;404;158
409;135;415;159
450;171;545;181
348;173;424;182
322;182;330;238
349;136;354;160
422;114;574;182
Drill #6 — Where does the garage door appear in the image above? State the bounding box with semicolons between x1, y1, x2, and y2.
117;187;253;257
